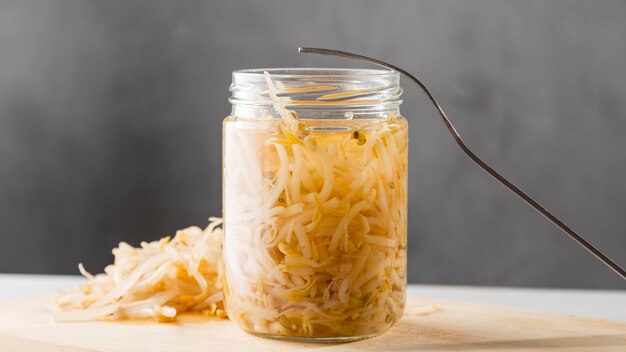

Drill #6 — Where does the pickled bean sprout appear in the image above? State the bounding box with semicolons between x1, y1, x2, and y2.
222;73;408;338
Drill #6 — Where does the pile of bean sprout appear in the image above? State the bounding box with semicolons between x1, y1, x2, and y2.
56;218;226;322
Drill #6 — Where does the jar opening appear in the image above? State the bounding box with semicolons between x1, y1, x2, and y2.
233;68;398;78
230;68;402;119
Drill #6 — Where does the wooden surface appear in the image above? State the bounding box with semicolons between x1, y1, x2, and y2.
0;294;625;351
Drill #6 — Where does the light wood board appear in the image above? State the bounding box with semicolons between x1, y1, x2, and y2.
0;294;624;351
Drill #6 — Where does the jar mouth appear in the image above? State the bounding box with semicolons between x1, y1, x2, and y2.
232;68;398;79
230;68;402;119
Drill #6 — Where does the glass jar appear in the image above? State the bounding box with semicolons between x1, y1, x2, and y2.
222;68;408;342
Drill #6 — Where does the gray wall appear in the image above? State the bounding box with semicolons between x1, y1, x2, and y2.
1;0;625;289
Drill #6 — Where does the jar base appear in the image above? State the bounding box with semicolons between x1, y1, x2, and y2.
246;330;383;343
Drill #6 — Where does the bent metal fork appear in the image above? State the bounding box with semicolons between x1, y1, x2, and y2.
298;47;626;281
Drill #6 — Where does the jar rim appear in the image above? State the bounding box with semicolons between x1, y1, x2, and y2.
232;67;398;79
230;67;402;119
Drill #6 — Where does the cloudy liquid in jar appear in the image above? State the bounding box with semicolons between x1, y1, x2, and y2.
222;115;408;341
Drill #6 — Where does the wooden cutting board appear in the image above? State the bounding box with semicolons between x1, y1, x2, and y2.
0;293;624;352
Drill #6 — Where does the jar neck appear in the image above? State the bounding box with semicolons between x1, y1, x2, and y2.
229;68;403;120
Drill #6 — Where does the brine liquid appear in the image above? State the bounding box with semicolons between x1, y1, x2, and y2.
222;115;408;340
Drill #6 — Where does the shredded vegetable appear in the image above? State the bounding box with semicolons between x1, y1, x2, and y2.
56;218;226;322
221;73;408;338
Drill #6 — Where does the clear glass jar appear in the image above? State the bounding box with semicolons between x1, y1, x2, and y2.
222;68;408;342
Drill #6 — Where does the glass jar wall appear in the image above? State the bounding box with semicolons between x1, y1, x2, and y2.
222;69;408;342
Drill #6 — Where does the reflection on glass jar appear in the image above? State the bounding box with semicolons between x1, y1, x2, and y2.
222;69;408;342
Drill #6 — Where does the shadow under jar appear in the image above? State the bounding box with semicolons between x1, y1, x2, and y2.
222;68;408;342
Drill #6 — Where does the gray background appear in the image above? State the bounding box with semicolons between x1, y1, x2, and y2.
1;0;625;289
